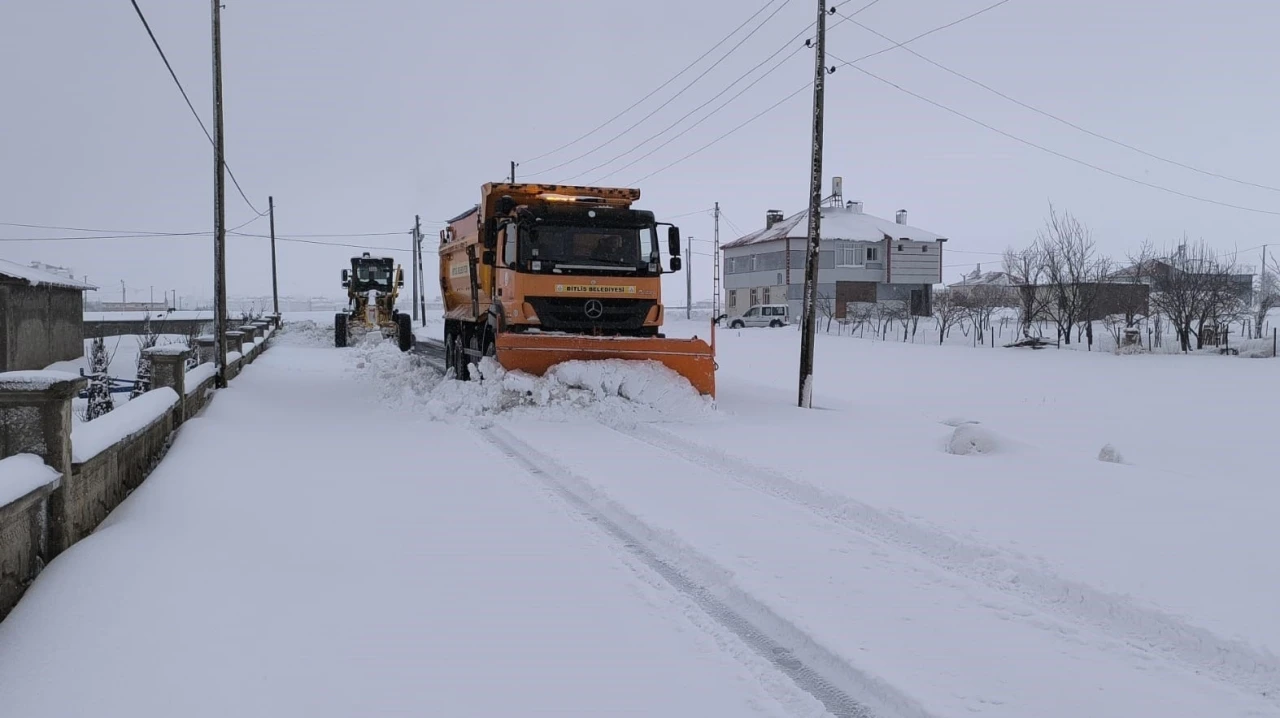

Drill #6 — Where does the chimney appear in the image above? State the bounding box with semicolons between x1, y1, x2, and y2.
895;209;907;225
846;200;863;214
765;209;784;229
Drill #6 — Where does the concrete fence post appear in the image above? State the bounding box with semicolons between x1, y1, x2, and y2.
196;335;217;366
0;371;88;556
144;346;190;423
225;331;245;357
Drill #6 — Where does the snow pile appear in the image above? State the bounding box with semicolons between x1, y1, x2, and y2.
72;388;179;463
1098;443;1124;464
274;320;333;347
349;337;713;422
945;423;1001;456
0;455;60;506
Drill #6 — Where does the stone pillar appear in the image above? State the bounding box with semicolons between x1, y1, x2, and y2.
144;346;189;422
238;324;259;341
196;335;217;365
225;331;245;357
267;313;282;328
0;371;88;556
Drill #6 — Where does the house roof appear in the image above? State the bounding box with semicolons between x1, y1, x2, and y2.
721;204;945;249
947;270;1015;288
0;258;97;291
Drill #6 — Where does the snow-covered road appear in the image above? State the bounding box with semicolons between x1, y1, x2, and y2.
2;320;1277;718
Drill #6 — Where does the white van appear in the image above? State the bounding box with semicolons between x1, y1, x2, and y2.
729;304;789;328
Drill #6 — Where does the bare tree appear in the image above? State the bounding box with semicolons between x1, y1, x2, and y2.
957;284;1005;345
816;291;835;333
1256;254;1279;338
844;302;874;337
932;289;964;345
1148;237;1243;351
1035;205;1109;346
1003;244;1046;339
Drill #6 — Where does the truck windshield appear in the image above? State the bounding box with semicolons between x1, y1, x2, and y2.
351;259;393;291
529;226;646;268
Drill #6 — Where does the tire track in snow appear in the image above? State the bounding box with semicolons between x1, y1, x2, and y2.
611;421;1280;703
480;425;940;718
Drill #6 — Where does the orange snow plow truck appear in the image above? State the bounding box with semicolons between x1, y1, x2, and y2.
438;183;715;396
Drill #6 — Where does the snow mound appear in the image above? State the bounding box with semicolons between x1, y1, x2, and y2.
276;320;333;347
0;454;61;506
349;339;713;422
1098;443;1124;464
945;423;1001;456
940;417;980;428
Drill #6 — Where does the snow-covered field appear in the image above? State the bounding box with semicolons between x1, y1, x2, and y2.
2;316;1277;717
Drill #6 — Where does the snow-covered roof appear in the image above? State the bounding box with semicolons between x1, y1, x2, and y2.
948;270;1017;289
722;205;945;249
0;259;97;290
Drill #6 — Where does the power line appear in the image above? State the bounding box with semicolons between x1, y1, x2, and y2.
526;0;797;179
667;208;716;219
625;0;1007;185
837;10;1280;194
128;0;266;217
582;1;885;184
829;53;1280;217
520;0;784;167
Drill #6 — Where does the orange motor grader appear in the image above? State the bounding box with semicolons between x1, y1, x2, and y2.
438;183;715;396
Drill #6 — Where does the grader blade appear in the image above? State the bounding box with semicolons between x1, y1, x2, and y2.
494;333;716;397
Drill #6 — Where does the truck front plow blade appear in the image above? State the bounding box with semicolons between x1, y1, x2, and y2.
494;333;716;397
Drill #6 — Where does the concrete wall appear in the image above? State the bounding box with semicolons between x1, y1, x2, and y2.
0;282;85;371
0;482;56;618
64;410;174;547
83;317;214;339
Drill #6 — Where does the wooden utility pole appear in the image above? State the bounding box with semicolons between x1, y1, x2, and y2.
686;241;693;320
510;161;518;183
798;0;829;408
412;216;421;322
713;202;721;322
211;0;228;388
417;218;427;326
269;196;279;316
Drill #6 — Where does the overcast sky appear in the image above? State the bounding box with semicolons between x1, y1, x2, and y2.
3;0;1278;305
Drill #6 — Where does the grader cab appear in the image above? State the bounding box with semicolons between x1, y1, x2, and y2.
335;253;413;352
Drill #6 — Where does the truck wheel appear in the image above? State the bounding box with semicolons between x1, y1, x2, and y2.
335;314;348;348
396;313;413;352
452;335;469;381
730;319;744;329
770;319;782;328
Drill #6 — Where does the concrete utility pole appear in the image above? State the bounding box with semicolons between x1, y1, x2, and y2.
269;196;279;316
798;0;831;409
713;202;721;322
417;220;427;326
510;161;517;183
686;240;693;320
412;216;421;322
211;0;229;388
121;280;126;304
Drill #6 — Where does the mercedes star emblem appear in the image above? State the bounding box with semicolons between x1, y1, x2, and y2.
583;299;604;320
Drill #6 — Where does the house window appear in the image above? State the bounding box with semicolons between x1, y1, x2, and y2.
728;289;737;308
750;255;758;271
865;247;880;262
921;246;929;253
897;244;905;252
749;288;758;306
837;246;863;267
763;287;771;304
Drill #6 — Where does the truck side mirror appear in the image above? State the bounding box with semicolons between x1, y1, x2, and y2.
482;250;496;266
483;219;498;250
669;256;682;272
341;269;349;287
667;226;681;257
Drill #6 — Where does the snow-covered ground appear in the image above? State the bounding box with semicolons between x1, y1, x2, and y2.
3;316;1277;716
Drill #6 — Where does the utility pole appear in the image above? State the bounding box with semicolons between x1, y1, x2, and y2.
150;286;154;307
269;196;279;317
211;0;229;388
510;161;517;183
121;280;126;304
713;202;721;322
798;0;830;409
686;240;693;320
412;215;422;322
417;221;427;326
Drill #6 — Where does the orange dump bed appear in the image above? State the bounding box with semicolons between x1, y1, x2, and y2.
495;332;716;397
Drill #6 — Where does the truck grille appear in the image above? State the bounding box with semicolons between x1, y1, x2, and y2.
526;297;656;333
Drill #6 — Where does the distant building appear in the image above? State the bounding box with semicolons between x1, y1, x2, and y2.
0;259;97;371
946;264;1020;301
722;183;948;320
